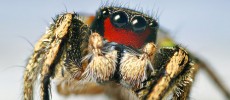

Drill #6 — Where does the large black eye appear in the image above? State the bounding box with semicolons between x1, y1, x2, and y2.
131;16;147;33
110;11;128;28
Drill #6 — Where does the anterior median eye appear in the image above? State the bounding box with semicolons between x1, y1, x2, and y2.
131;16;147;33
110;11;128;28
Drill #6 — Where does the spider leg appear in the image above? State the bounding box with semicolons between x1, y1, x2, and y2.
196;58;230;99
135;46;190;100
171;55;230;100
170;62;199;100
24;13;89;100
23;31;52;100
63;13;90;79
39;12;93;99
23;13;73;100
39;13;73;100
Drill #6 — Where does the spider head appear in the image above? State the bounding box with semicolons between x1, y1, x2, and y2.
91;7;159;49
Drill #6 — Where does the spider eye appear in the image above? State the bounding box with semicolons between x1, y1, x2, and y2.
149;20;158;29
101;8;110;17
110;11;128;28
131;16;147;33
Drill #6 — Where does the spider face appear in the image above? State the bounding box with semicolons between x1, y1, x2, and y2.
91;7;158;49
23;6;230;100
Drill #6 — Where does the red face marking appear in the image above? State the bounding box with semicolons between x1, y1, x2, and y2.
103;18;151;49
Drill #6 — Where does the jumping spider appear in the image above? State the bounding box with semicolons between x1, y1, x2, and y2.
23;6;230;100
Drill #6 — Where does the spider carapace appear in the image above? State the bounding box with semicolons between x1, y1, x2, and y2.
91;7;158;49
23;6;230;100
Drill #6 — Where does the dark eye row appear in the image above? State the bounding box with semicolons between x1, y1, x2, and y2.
101;8;158;33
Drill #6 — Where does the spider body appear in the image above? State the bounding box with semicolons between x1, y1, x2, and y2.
23;6;230;100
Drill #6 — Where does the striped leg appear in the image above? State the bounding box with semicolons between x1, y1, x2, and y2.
170;62;199;100
24;13;91;100
136;46;193;100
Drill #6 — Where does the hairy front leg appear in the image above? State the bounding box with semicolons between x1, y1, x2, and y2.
39;13;73;100
135;46;191;100
23;13;73;100
23;28;53;100
24;13;91;100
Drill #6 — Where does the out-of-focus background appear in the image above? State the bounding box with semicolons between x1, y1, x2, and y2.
0;0;229;100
